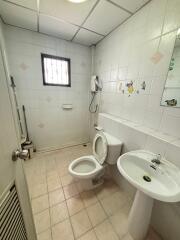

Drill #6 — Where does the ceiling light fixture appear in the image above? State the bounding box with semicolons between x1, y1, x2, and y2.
68;0;88;3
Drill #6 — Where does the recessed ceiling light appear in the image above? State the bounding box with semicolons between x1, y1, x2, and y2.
68;0;88;3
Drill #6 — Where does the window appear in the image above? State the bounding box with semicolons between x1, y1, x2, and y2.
41;53;71;87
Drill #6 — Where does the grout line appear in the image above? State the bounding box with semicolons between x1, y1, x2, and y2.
39;13;105;37
27;148;127;239
44;156;53;240
0;15;6;24
37;0;40;32
62;188;76;239
157;0;169;50
71;0;100;41
3;0;37;12
95;0;153;46
55;156;76;240
36;142;91;155
106;0;133;14
3;0;104;45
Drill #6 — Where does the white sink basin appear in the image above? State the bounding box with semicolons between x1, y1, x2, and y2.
117;150;180;202
117;150;180;240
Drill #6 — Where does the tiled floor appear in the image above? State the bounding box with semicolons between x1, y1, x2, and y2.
24;144;162;240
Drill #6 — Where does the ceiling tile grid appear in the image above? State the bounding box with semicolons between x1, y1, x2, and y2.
0;1;38;31
39;14;79;40
74;28;103;46
83;0;131;35
0;0;151;46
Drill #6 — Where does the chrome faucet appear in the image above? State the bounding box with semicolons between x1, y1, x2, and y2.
151;154;161;165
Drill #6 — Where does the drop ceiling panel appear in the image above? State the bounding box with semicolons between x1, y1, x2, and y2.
83;0;131;35
3;0;37;10
74;28;103;46
39;14;79;40
0;2;38;31
39;0;97;26
111;0;150;13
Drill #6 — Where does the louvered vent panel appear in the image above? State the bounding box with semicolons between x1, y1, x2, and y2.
0;184;28;240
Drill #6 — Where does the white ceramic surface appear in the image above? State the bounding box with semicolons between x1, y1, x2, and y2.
117;150;180;202
68;155;103;179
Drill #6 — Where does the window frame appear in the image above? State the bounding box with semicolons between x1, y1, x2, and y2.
41;53;71;87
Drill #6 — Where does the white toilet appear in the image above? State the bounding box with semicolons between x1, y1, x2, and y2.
68;131;123;190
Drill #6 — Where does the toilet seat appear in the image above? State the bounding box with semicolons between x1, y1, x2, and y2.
69;133;108;180
93;133;108;164
68;155;103;179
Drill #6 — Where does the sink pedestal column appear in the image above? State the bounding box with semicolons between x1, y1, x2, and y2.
128;190;154;240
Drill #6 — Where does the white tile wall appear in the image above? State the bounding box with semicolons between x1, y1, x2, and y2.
4;26;91;151
94;0;180;139
98;113;180;240
94;1;180;239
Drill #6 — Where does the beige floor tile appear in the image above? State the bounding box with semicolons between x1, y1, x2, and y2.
34;209;51;234
49;188;65;207
58;165;69;177
75;181;84;194
56;157;70;168
32;194;49;214
94;220;119;240
31;183;47;199
86;202;107;227
94;180;119;200
52;219;74;240
100;191;127;216
37;229;52;240
78;230;97;240
25;149;135;240
121;201;132;216
146;228;163;240
71;209;92;238
80;190;98;207
109;210;128;238
61;174;74;186
63;183;79;199
50;201;69;225
122;233;134;240
67;195;84;216
47;170;59;179
47;176;61;192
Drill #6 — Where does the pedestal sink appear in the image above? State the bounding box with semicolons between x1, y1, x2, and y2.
117;150;180;240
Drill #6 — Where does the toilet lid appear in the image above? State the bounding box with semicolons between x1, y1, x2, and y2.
93;133;108;164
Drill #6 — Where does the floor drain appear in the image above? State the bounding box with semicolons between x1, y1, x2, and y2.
143;175;151;182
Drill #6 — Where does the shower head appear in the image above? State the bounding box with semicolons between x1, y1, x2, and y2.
95;78;102;91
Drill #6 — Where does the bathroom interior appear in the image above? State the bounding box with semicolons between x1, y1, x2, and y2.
1;0;180;240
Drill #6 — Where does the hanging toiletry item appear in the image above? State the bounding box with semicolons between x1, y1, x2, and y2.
126;81;134;94
165;99;177;106
169;57;175;71
141;81;146;90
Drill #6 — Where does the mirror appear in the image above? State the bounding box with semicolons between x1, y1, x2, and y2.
161;29;180;107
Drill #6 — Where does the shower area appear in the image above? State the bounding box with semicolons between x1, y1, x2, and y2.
5;26;92;152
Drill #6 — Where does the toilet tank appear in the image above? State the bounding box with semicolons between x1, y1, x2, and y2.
104;132;123;165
